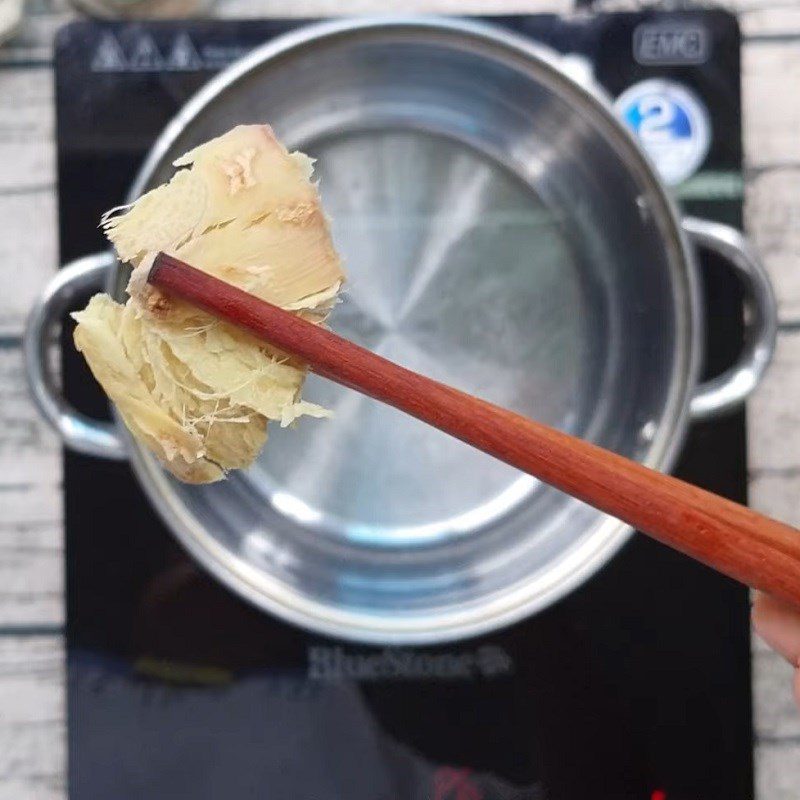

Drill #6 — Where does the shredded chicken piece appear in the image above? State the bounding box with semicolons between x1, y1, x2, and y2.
72;125;344;483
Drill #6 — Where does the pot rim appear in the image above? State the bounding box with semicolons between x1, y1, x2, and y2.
114;15;702;644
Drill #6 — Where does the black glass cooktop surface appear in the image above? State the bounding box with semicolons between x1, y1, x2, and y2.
56;11;752;800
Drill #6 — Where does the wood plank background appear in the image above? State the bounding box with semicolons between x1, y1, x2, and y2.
1;0;798;796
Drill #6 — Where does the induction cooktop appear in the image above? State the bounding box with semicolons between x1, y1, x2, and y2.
56;11;752;799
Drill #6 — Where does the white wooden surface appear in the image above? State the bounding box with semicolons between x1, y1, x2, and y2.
1;0;799;797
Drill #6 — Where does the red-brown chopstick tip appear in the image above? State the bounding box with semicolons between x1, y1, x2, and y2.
148;251;175;286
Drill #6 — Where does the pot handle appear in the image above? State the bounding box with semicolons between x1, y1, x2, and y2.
24;251;128;460
683;217;777;421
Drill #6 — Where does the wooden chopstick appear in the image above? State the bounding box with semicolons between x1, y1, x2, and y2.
149;251;800;606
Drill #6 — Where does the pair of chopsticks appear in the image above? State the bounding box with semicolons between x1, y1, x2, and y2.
150;252;800;606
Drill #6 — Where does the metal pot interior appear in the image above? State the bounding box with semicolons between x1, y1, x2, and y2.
117;20;696;642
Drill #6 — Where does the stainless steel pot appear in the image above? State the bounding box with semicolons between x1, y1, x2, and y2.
25;18;777;643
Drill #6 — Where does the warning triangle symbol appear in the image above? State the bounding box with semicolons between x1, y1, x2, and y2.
128;33;164;71
165;32;203;71
90;32;127;72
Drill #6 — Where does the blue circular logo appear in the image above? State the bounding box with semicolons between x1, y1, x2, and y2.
615;79;711;185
